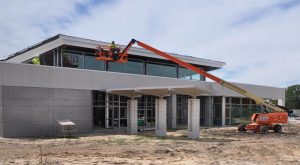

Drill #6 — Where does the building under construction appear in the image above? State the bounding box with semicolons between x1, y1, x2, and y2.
0;34;285;138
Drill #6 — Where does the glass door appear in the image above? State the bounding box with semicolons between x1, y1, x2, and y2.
108;94;128;128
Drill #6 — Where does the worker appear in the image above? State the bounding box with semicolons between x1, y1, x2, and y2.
110;41;116;49
32;56;40;65
110;41;120;61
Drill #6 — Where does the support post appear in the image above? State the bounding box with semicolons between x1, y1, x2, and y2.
222;96;226;126
278;99;285;106
127;99;138;134
188;98;200;139
155;99;167;137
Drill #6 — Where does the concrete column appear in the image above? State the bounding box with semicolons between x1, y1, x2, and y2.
127;99;138;134
278;99;285;106
188;98;200;139
155;99;167;137
222;96;226;126
204;96;212;126
171;94;177;129
105;93;109;128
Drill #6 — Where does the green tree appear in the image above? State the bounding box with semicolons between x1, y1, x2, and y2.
286;85;300;109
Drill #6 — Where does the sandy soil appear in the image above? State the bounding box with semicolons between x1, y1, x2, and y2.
0;122;299;165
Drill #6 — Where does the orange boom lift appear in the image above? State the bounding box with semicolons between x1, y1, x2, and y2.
96;39;289;133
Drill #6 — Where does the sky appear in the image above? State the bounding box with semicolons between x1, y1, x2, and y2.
0;0;299;87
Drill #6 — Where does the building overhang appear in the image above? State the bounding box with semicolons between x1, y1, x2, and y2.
5;34;225;69
106;85;212;98
0;62;285;100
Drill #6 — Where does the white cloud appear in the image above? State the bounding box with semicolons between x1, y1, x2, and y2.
0;0;299;87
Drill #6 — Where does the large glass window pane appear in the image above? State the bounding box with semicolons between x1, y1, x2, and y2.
146;63;177;78
178;67;202;80
84;54;105;71
110;60;144;74
62;51;84;69
40;51;54;66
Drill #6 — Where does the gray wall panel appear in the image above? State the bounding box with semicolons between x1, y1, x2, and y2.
2;86;51;99
52;88;91;100
1;63;31;87
2;122;52;138
2;99;52;107
29;65;54;88
52;106;92;121
0;86;2;136
0;122;3;137
52;99;91;107
0;86;2;122
0;62;285;100
0;106;2;122
2;106;51;122
0;85;2;104
1;86;92;137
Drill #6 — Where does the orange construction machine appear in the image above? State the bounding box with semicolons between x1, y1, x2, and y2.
95;39;289;133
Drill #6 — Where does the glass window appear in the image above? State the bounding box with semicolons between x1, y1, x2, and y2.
146;63;177;78
62;51;84;69
40;51;54;66
109;60;144;74
178;67;204;80
84;54;105;71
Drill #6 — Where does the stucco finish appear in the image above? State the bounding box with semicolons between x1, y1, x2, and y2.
0;62;285;99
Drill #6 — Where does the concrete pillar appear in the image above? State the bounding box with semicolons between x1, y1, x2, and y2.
222;96;226;126
155;99;167;137
188;98;200;139
278;99;285;106
171;94;177;129
204;96;212;126
127;99;138;134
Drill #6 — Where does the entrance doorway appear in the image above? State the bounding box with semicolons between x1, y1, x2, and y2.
137;95;156;127
107;94;128;128
212;96;222;126
93;91;106;128
92;91;128;129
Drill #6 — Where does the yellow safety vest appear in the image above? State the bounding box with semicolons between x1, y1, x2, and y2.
32;56;40;65
110;43;116;48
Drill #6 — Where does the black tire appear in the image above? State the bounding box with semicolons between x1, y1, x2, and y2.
274;125;282;133
238;124;247;132
260;125;269;134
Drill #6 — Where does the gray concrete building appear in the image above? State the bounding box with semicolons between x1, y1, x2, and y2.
0;34;285;138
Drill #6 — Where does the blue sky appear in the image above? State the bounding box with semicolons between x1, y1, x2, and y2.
0;0;299;87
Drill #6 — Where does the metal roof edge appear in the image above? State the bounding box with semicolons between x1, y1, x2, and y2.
5;34;226;68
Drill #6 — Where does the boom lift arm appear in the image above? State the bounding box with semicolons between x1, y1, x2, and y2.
96;39;288;133
116;39;286;113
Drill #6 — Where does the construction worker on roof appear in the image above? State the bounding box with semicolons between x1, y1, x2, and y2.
32;56;40;65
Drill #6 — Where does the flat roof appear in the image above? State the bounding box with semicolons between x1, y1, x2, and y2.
4;34;225;69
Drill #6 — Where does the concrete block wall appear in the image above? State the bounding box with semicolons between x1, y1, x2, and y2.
52;88;92;135
0;86;3;136
0;86;92;138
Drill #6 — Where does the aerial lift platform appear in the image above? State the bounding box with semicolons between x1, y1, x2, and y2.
95;39;289;133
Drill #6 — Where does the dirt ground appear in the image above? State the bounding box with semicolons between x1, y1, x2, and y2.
0;121;299;165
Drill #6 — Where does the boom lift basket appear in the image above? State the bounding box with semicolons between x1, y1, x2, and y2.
95;45;128;63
